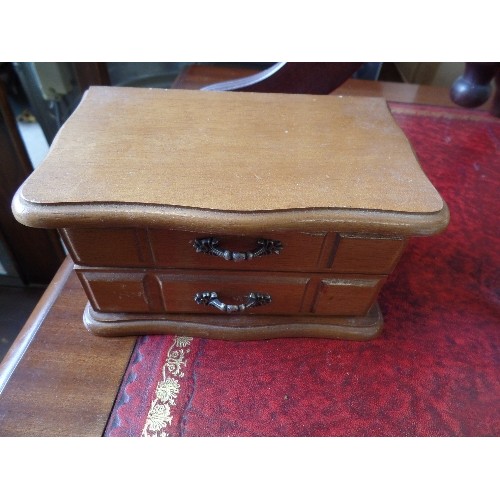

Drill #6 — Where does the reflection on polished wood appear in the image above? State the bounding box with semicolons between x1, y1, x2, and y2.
0;257;136;436
173;64;495;110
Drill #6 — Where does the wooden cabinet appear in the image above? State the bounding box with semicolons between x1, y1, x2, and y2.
11;87;449;340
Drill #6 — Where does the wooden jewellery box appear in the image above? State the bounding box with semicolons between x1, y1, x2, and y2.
12;87;449;341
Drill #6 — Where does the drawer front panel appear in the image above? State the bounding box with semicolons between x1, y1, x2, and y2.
76;268;385;316
63;228;328;271
313;277;386;316
78;271;154;314
149;230;333;270
77;269;309;315
330;234;406;274
158;272;309;315
62;228;152;267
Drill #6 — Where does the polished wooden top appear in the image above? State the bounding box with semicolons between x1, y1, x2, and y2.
14;87;446;234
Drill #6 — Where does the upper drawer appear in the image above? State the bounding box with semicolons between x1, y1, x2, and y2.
61;228;328;271
61;228;406;274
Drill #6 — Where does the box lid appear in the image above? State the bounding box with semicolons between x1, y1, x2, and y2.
13;86;448;235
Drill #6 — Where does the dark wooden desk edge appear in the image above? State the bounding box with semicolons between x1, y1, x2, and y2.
173;65;495;111
0;256;73;394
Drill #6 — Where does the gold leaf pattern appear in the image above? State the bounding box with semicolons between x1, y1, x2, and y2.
142;336;193;437
175;337;192;348
144;403;172;433
156;377;180;405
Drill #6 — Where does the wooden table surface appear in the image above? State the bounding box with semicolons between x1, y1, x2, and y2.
0;257;136;436
0;72;480;436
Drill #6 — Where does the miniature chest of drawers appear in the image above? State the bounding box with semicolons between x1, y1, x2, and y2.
12;86;449;340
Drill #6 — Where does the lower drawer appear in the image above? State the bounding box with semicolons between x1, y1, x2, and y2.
76;267;386;317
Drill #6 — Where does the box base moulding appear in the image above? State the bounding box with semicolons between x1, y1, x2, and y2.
83;302;383;341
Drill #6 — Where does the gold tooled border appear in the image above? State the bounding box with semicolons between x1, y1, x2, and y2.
141;336;193;437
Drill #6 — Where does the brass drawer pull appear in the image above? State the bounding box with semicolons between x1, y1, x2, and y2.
194;291;272;313
193;237;283;262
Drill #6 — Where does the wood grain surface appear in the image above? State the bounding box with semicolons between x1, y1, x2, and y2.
14;87;446;233
75;267;386;316
62;228;327;270
83;301;383;341
61;228;406;273
0;257;73;394
0;257;136;436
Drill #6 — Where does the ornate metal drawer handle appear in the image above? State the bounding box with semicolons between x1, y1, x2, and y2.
193;237;283;262
194;291;271;313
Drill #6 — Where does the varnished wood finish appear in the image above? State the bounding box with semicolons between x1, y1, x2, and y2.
62;228;327;271
450;62;500;116
333;79;480;108
15;197;449;236
13;87;447;235
331;234;407;274
0;258;136;436
61;228;407;274
148;230;324;271
0;257;73;394
172;64;493;110
313;276;385;316
75;267;386;316
158;271;309;315
83;302;383;341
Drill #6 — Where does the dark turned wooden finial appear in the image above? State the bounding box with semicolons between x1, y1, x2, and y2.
450;62;500;116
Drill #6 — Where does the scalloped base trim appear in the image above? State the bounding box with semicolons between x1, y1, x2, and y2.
83;302;383;341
